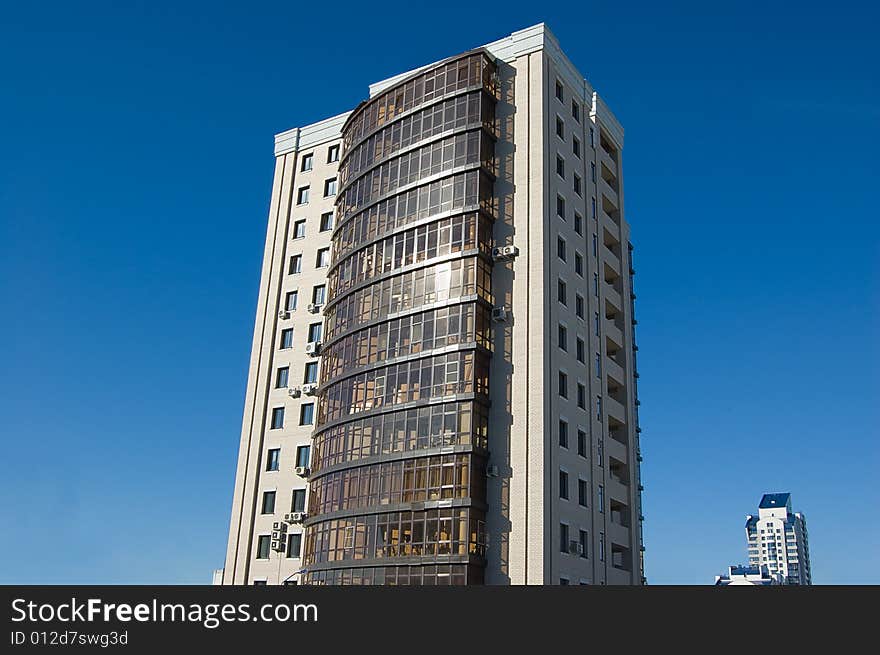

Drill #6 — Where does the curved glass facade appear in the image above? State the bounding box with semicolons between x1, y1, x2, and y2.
302;50;498;585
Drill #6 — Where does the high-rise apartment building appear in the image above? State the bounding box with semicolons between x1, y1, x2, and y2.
221;23;644;586
745;493;812;585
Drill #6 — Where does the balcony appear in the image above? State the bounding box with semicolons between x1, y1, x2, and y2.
609;457;630;486
600;177;618;209
600;147;617;177
611;543;632;572
609;520;631;549
605;395;627;423
603;239;621;269
601;210;619;235
606;436;627;463
607;476;630;504
607;416;628;446
604;283;622;314
605;357;625;387
604;317;624;348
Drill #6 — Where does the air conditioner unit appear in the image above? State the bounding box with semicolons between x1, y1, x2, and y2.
271;539;282;550
278;310;290;320
271;530;282;540
491;306;508;322
491;245;519;261
283;513;296;523
288;386;302;398
272;522;283;531
273;540;286;552
305;341;322;356
295;466;311;478
289;512;307;523
569;540;583;555
308;303;321;314
302;383;318;396
486;465;500;477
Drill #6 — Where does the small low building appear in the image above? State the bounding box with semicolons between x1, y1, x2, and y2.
714;565;784;586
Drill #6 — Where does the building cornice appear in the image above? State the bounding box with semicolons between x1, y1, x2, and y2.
273;111;350;157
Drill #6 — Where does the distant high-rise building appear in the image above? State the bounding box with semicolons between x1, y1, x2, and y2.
221;23;644;586
745;493;812;585
714;564;784;586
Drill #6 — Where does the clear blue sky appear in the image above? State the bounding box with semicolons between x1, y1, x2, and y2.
1;1;877;584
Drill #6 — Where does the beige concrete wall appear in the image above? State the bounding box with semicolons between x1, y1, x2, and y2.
223;134;341;584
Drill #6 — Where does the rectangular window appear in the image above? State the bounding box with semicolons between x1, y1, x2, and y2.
316;248;330;268
579;530;589;558
558;279;567;305
559;371;568;399
556;116;564;139
559;419;569;448
596;396;602;421
573;136;581;158
557;195;566;219
572;100;580;122
291;489;306;512
575;294;584;319
590;127;595;148
578;479;588;507
577;429;587;457
558;324;567;351
257;535;271;559
595;353;601;378
593;273;599;296
560;524;569;553
593;233;598;256
320;212;334;232
575;252;584;276
308;323;322;343
286;533;302;558
303;361;318;384
598;438;604;465
285;290;298;312
599;532;605;561
266;448;280;471
559;470;569;500
555;80;564;101
590;162;596;183
300;153;313;172
261;490;276;514
300;403;315;425
280;328;293;349
296;445;311;468
574;212;583;235
297;186;309;205
576;337;585;363
324;177;337;197
556;155;565;179
312;284;326;305
577;383;586;409
574;173;582;196
594;312;600;336
557;236;566;261
289;254;302;273
270;407;284;430
327;144;340;163
598;484;605;512
591;196;597;219
275;367;289;389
